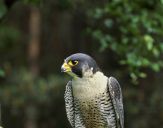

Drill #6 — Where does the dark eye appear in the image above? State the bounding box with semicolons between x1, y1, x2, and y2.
72;60;78;65
68;60;79;66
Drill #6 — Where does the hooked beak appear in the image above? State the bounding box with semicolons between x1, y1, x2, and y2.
61;61;71;72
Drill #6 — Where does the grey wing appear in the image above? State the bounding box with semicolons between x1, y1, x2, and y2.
64;81;75;127
108;77;124;128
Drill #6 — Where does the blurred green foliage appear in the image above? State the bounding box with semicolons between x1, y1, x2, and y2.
0;68;5;77
0;1;7;19
0;69;67;107
0;69;70;127
0;25;20;46
87;0;163;83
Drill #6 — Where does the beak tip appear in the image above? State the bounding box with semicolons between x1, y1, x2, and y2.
61;65;66;72
61;62;71;73
61;68;65;72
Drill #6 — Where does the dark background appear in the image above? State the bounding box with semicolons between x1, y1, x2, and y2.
0;0;163;128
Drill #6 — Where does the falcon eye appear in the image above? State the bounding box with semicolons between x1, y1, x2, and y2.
68;60;78;66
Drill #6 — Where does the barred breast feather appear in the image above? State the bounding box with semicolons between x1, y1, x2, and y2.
64;72;124;128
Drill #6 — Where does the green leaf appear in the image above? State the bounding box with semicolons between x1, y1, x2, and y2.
151;63;160;72
159;43;163;51
161;0;163;4
99;38;108;51
0;69;5;77
92;30;103;40
152;48;160;57
139;72;147;78
130;72;138;84
119;60;126;65
93;8;103;19
141;58;150;66
104;19;113;28
144;35;154;51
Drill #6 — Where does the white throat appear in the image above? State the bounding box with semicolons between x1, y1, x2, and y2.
72;71;108;99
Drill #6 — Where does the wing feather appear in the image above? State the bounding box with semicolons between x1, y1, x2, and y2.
64;81;75;127
108;77;124;128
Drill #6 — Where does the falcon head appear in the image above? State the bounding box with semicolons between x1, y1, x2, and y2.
61;53;100;78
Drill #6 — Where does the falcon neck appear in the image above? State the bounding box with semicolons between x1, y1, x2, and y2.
72;71;108;99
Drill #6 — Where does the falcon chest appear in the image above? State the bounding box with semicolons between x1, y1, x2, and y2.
72;72;108;100
72;72;109;128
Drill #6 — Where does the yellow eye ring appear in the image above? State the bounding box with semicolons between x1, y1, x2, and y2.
68;60;78;66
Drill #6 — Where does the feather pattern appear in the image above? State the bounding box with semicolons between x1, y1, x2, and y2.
108;77;124;128
64;81;75;127
64;73;124;128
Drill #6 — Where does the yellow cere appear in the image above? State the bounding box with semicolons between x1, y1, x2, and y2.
62;62;72;72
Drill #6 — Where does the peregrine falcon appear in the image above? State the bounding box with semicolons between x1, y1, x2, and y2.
61;53;124;128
